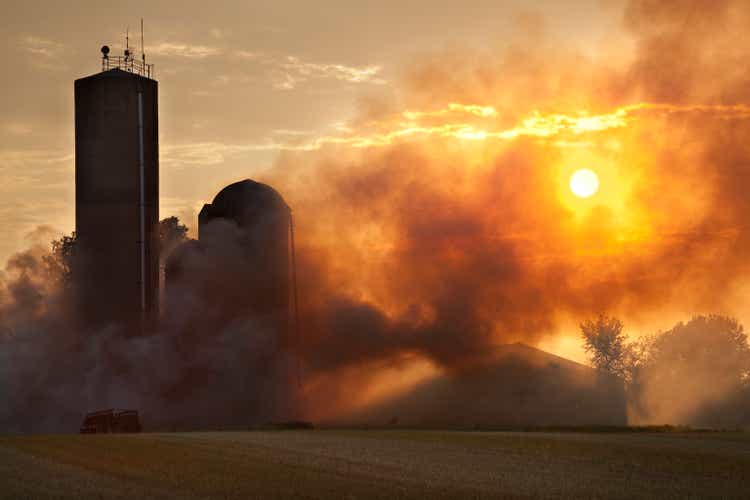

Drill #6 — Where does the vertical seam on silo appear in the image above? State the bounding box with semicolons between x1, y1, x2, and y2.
137;83;146;324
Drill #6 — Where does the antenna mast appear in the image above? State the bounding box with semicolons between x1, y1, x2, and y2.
124;26;131;72
99;23;153;77
141;18;145;65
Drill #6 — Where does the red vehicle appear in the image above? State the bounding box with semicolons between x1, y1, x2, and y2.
80;409;142;434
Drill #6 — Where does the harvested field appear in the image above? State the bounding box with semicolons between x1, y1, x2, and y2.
0;430;748;499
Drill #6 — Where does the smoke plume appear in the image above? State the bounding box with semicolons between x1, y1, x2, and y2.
2;0;750;430
268;0;750;422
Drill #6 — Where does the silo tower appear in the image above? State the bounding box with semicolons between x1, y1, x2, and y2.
166;179;292;331
74;38;158;331
199;179;291;321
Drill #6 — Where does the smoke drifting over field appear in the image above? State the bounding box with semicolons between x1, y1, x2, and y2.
2;0;750;430
271;0;750;421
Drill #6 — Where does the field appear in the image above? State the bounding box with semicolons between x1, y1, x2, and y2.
1;430;749;499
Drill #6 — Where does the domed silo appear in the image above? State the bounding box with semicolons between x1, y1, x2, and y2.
192;179;292;329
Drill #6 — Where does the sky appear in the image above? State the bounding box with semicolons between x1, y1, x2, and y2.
4;0;750;368
4;0;750;427
0;0;623;262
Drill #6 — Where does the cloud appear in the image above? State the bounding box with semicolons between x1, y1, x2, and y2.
160;142;300;170
234;50;261;59
0;149;72;171
21;36;63;58
272;56;386;89
20;36;68;70
149;42;221;59
176;102;750;159
227;50;386;89
273;129;315;137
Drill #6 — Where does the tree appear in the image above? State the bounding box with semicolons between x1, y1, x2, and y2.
580;314;632;380
45;232;77;286
644;315;750;389
580;313;750;426
159;216;189;258
636;315;750;427
43;217;188;286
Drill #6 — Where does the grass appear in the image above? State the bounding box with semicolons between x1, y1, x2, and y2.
0;430;748;499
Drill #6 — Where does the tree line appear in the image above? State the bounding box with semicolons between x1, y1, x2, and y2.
45;216;189;286
581;313;750;427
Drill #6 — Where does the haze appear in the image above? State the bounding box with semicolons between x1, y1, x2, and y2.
2;0;750;390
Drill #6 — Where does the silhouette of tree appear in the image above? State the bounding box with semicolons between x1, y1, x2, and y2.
45;232;77;286
644;315;750;389
635;315;750;427
581;314;750;426
580;314;633;380
43;218;187;287
159;216;189;257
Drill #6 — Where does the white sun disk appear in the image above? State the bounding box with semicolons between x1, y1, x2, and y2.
570;169;599;198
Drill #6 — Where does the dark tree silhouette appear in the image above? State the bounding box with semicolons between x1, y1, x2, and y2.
636;315;750;427
581;314;750;426
45;232;77;286
580;314;632;380
158;216;189;257
644;315;750;388
42;217;187;286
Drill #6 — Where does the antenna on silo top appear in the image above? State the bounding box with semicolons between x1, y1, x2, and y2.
141;18;146;66
125;26;130;60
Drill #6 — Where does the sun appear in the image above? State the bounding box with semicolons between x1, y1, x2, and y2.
569;169;599;198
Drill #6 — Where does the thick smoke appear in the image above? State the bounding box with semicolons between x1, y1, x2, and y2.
268;0;750;422
3;0;750;430
0;223;298;433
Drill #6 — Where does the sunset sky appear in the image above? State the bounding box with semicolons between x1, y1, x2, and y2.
3;0;750;368
0;0;621;258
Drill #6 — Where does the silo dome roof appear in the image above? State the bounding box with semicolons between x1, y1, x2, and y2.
200;179;290;230
211;179;289;212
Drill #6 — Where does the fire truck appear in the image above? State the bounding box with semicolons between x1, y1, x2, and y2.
80;409;142;433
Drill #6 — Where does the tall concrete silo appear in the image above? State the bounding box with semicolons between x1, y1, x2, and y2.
74;47;159;330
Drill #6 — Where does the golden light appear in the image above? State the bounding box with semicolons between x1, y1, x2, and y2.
569;169;600;198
